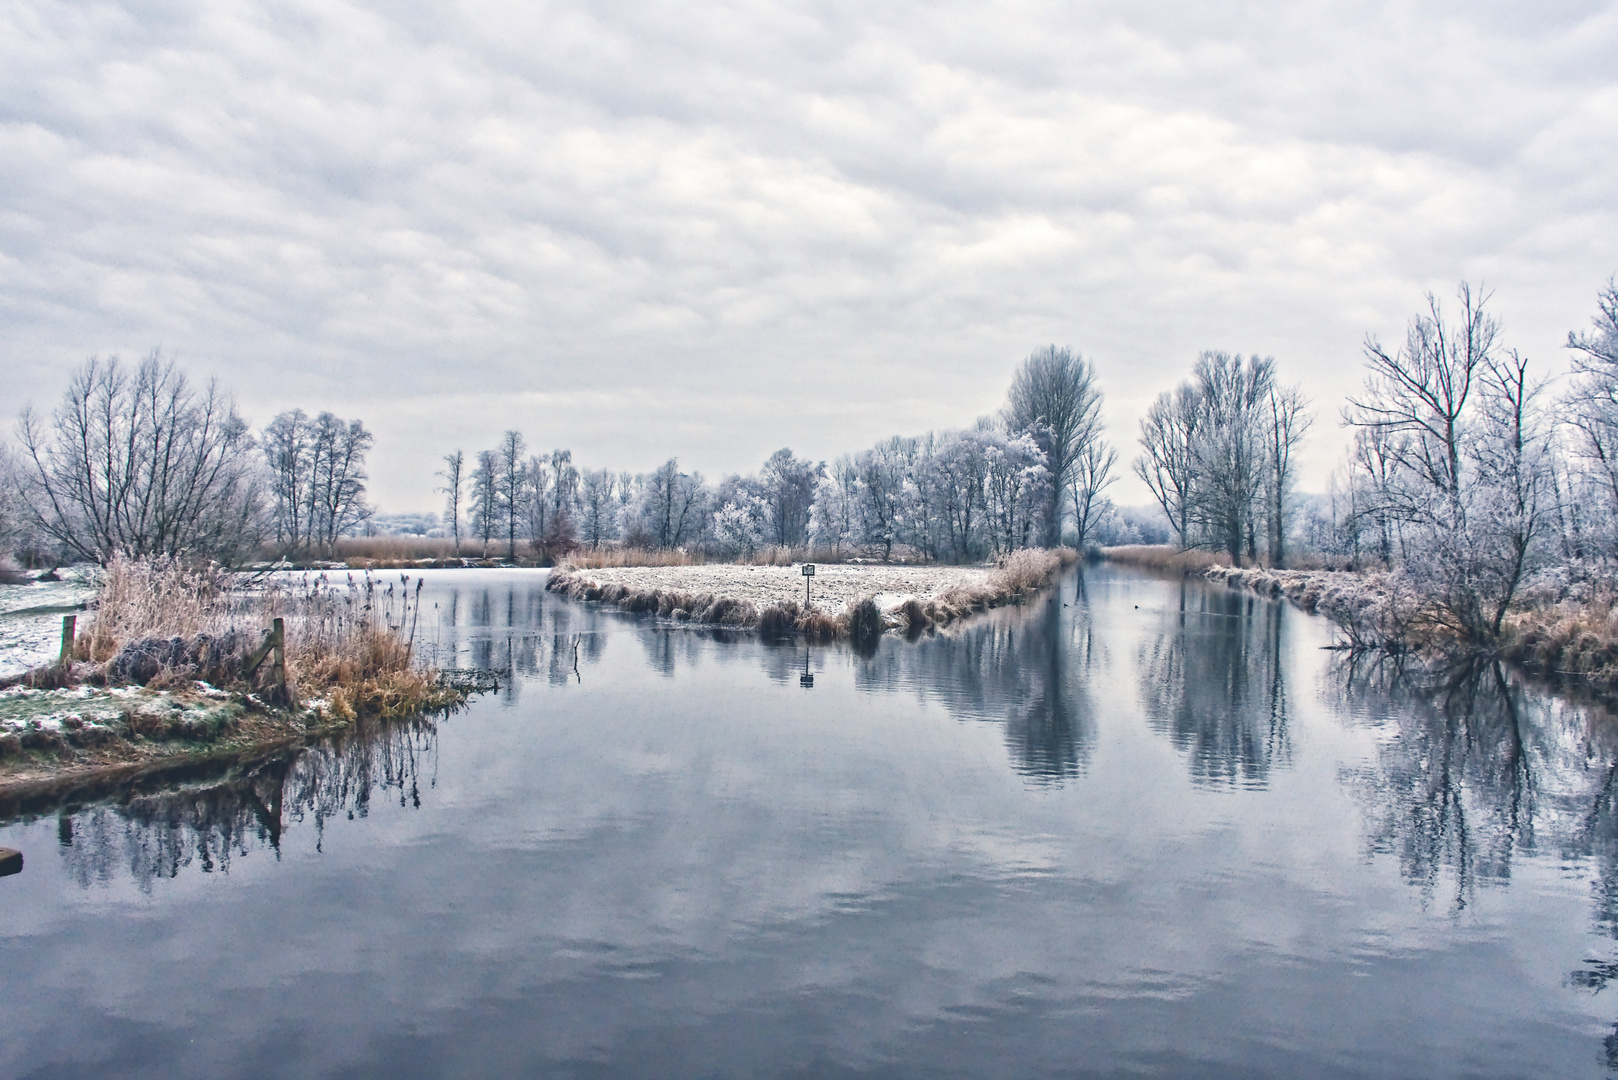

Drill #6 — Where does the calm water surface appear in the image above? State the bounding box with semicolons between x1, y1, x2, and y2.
4;565;1618;1078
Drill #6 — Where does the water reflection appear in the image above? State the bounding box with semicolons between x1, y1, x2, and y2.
54;719;437;891
857;589;1099;782
1328;650;1618;1058
1332;654;1618;910
1138;582;1292;788
8;567;1618;1076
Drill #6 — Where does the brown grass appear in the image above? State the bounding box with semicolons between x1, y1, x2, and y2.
1101;545;1230;574
549;547;1079;641
61;557;464;716
559;547;711;569
1207;564;1618;693
1501;587;1618;690
557;544;856;570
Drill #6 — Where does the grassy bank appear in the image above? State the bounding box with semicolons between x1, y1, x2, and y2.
1205;564;1618;694
548;548;1079;641
0;558;473;788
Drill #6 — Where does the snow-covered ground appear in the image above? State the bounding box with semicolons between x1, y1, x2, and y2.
556;562;997;613
0;573;98;679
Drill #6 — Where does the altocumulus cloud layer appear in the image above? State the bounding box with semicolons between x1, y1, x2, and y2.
2;0;1616;507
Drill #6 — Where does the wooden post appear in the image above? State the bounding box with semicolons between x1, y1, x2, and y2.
59;614;76;666
271;617;286;698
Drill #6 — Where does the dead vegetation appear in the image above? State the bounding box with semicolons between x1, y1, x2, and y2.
549;548;1079;642
1101;545;1231;575
1;557;471;775
1206;564;1618;694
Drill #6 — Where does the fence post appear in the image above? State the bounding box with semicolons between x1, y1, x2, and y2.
271;617;286;698
59;614;76;666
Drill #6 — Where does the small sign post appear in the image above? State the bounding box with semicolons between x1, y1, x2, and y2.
801;563;815;607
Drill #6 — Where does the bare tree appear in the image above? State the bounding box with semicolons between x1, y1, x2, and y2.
1136;383;1202;549
1187;353;1274;562
1006;345;1105;545
263;409;372;557
470;450;498;554
642;459;707;548
760;448;822;548
17;353;265;564
496;430;527;559
1263;383;1313;566
437;450;465;555
1068;439;1117;551
1347;283;1498;524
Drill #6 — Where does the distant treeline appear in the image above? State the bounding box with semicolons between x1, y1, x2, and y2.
5;275;1618;643
437;346;1111;563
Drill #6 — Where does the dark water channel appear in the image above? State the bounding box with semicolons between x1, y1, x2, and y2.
5;565;1618;1078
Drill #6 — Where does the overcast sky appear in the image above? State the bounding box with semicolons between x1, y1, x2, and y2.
3;0;1616;512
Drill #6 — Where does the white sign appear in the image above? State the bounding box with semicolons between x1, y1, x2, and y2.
801;563;816;576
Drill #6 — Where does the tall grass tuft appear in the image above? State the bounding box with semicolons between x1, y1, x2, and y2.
70;556;463;716
1101;545;1230;574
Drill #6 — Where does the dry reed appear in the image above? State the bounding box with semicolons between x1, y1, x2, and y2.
1206;563;1618;692
70;556;463;716
1101;545;1230;574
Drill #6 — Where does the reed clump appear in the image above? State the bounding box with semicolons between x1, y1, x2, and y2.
1206;563;1618;692
1101;545;1231;574
28;556;464;716
1500;586;1618;690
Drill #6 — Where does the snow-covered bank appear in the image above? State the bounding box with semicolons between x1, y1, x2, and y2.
0;574;98;680
1205;564;1618;694
548;549;1079;639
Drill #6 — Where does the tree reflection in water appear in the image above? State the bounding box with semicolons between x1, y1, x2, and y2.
55;718;438;892
856;583;1100;783
1138;582;1292;788
1330;651;1618;1061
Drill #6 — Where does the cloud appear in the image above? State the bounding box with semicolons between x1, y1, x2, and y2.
2;0;1615;508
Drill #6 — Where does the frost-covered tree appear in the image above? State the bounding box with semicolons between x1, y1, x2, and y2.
711;496;768;558
577;469;617;548
1005;345;1105;545
16;353;267;565
983;429;1051;553
437;450;465;555
1344;283;1553;641
1566;279;1618;554
809;460;859;557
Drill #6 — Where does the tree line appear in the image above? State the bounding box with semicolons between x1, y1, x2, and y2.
434;345;1109;562
5;275;1617;616
2;352;374;564
1301;280;1618;642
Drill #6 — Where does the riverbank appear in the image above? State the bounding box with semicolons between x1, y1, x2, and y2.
548;548;1079;640
0;681;409;795
0;558;478;792
1204;564;1618;695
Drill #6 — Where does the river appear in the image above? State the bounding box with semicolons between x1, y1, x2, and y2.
3;564;1616;1078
